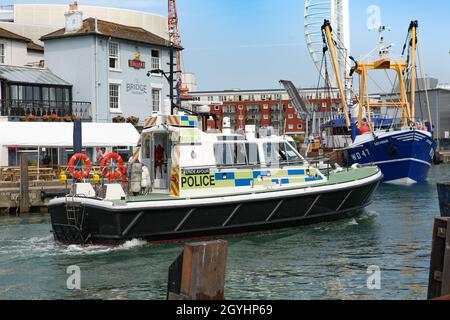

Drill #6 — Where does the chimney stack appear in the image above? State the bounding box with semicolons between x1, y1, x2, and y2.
65;2;83;33
69;1;78;11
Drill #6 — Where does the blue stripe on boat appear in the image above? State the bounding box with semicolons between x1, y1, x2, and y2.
235;179;252;187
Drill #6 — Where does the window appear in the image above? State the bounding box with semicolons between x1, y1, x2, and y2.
288;114;294;119
42;87;49;101
25;86;33;100
298;124;303;129
214;105;220;111
0;44;5;64
152;88;161;112
214;142;260;166
109;83;120;109
55;88;63;101
9;85;18;100
288;124;294;130
109;42;120;70
49;88;56;101
238;105;243;110
263;114;269;120
263;142;302;165
263;104;269;110
33;87;41;101
151;50;160;70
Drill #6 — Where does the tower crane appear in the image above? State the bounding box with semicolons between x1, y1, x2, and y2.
168;0;188;101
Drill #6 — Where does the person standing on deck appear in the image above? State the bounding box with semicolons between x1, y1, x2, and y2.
154;144;165;178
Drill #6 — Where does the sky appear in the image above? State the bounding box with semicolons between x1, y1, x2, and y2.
8;0;450;91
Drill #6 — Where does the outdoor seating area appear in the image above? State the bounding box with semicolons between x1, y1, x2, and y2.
0;166;63;182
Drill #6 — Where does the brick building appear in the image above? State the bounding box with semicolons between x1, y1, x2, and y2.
190;88;341;136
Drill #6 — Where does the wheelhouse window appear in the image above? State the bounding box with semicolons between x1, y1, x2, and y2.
109;83;120;109
263;142;302;165
214;142;260;166
109;42;120;70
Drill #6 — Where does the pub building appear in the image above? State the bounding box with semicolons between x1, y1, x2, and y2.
41;3;181;125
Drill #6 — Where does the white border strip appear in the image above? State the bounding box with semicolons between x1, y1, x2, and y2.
373;157;431;167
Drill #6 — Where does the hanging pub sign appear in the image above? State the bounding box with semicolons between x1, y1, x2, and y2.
129;52;146;69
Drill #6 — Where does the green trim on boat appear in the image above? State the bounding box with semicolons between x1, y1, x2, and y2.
125;166;380;203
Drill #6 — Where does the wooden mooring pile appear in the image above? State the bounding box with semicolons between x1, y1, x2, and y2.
428;182;450;300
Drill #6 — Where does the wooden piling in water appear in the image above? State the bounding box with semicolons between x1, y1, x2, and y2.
19;154;30;214
167;240;228;300
428;217;450;299
437;182;450;217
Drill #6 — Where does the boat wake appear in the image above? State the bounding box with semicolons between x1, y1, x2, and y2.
0;234;148;261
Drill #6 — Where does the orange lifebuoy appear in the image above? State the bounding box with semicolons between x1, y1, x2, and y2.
68;153;92;180
101;152;126;180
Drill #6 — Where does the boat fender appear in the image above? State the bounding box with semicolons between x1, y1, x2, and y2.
351;163;361;170
333;163;344;173
141;166;150;189
130;162;143;193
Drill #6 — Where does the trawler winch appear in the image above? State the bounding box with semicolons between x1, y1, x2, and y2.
49;115;382;245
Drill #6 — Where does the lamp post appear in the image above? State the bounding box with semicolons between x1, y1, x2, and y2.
147;44;181;115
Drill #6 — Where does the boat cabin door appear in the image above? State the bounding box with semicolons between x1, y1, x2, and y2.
142;131;172;193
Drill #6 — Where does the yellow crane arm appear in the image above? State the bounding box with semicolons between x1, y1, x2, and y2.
321;20;351;128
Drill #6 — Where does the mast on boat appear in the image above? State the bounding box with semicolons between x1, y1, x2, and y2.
409;21;418;124
323;20;424;130
321;20;351;129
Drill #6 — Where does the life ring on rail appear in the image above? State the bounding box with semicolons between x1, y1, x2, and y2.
101;152;126;180
68;153;92;180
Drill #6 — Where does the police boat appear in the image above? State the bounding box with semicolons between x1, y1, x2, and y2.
49;115;382;245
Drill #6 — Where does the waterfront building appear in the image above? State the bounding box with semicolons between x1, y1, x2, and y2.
190;88;341;136
0;64;89;119
0;27;43;67
380;85;450;150
0;64;92;167
0;3;167;45
41;5;181;124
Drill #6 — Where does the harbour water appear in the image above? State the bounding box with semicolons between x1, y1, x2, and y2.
0;165;449;300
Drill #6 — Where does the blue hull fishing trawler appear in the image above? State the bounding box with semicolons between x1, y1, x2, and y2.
321;20;436;184
346;129;436;184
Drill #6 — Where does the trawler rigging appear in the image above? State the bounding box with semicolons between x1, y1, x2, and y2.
320;19;437;184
